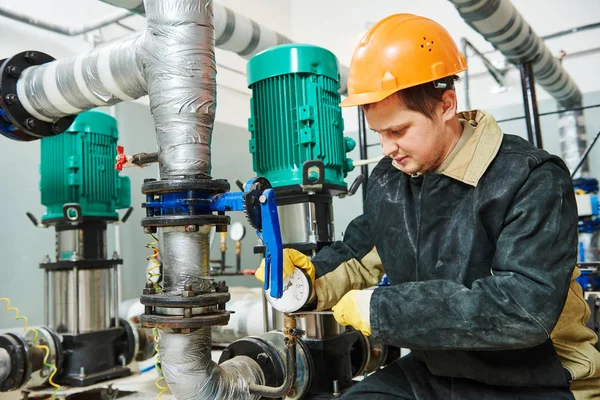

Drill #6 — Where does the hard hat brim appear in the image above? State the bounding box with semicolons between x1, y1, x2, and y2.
339;88;399;108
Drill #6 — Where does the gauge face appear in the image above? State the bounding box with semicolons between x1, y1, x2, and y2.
229;221;246;241
265;267;311;313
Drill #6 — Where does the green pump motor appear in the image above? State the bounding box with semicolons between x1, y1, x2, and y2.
247;44;355;192
40;110;130;222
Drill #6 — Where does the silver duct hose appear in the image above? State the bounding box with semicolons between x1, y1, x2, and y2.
99;0;350;94
449;0;582;108
449;0;587;173
16;36;146;122
559;109;590;176
159;328;264;400
142;0;215;177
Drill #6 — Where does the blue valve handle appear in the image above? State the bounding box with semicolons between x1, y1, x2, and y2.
258;188;284;298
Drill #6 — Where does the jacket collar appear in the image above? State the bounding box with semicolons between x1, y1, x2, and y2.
440;110;504;187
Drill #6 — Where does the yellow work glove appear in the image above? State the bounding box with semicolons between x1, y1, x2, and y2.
255;248;316;284
332;289;374;336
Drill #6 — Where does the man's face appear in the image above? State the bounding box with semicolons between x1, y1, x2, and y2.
364;94;449;175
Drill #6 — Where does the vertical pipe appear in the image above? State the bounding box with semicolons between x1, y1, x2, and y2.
73;267;79;334
461;38;471;111
113;265;120;328
357;108;368;211
44;269;49;327
519;62;543;149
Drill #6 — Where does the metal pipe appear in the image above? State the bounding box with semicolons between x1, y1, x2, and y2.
571;129;600;179
559;108;590;176
44;269;49;327
162;227;212;295
113;265;120;328
73;267;79;334
0;348;11;383
541;22;600;41
98;0;350;94
449;0;582;108
461;38;471;110
142;0;215;178
495;104;600;123
17;35;145;122
248;314;297;398
462;38;506;87
357;108;368;210
519;61;543;148
0;6;134;36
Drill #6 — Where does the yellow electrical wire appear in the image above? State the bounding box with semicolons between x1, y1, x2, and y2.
153;328;168;399
0;298;60;399
146;234;163;291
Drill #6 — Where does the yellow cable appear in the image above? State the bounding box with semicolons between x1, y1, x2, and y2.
153;328;168;399
0;298;61;399
146;234;163;291
38;344;60;399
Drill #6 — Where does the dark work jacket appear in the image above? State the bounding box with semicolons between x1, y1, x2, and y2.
311;110;586;388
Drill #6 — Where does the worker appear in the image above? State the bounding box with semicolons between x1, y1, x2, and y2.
257;14;600;399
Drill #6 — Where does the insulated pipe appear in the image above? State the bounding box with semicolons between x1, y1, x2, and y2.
16;36;145;122
0;348;11;383
159;328;264;400
559;109;590;176
162;227;213;296
99;0;350;94
448;0;582;108
142;0;215;177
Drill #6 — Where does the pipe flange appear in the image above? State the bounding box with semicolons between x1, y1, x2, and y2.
0;333;27;392
140;311;231;329
0;51;75;141
140;292;231;308
141;178;230;195
219;336;285;388
141;214;230;228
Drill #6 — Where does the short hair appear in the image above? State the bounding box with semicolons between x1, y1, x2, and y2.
363;75;459;120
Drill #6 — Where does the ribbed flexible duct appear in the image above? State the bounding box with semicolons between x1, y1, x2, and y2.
98;0;350;94
449;0;588;175
449;0;582;108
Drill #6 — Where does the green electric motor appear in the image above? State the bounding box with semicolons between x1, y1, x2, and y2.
247;44;355;190
40;111;131;222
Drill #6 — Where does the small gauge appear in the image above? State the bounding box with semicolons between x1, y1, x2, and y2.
229;221;246;241
265;267;312;313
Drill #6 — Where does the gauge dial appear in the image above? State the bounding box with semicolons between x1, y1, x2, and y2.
229;221;246;241
265;267;312;313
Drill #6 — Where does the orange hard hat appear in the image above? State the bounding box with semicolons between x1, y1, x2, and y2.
340;14;467;107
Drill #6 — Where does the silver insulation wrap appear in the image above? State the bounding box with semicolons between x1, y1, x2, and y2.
449;0;582;108
99;0;350;94
142;0;215;178
559;109;589;176
16;36;146;122
162;226;212;295
159;328;264;400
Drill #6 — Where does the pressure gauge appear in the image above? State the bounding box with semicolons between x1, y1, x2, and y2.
229;221;246;241
265;267;312;313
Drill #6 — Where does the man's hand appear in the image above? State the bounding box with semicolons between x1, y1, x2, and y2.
255;248;315;284
332;289;374;336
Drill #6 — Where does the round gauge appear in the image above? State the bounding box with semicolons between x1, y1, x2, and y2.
265;267;312;313
229;221;246;241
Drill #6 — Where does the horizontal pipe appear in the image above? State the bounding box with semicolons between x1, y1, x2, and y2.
0;6;134;36
449;0;582;108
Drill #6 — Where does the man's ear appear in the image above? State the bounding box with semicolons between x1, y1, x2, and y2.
440;90;457;122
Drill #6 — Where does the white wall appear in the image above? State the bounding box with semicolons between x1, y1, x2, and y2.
290;0;600;132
